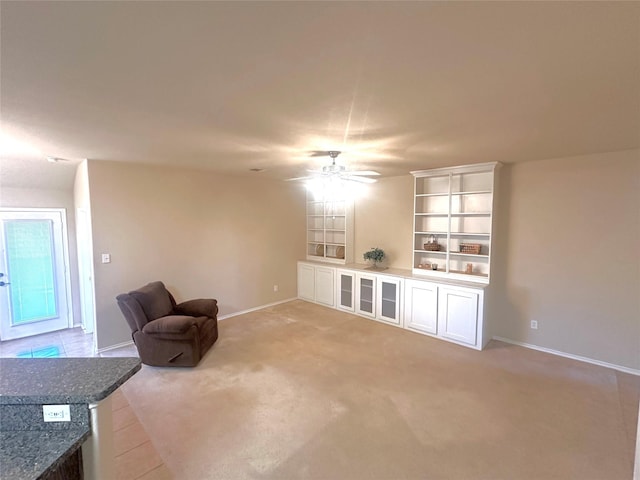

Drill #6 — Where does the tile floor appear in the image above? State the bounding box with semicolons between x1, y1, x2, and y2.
0;328;169;479
111;387;172;479
0;327;139;359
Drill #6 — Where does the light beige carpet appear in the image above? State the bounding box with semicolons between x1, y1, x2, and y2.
122;300;639;480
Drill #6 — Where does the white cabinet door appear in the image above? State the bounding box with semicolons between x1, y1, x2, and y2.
298;263;315;301
437;286;479;346
355;273;376;318
404;279;438;335
315;266;336;307
376;275;402;325
336;269;355;312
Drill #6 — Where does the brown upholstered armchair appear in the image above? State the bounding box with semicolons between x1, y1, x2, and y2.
116;281;218;367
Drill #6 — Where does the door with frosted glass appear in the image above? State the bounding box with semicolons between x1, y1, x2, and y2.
0;210;70;340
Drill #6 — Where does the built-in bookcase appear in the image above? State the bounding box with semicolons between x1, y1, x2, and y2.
411;162;500;284
306;192;354;264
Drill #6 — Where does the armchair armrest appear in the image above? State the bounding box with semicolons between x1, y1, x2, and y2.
174;298;218;318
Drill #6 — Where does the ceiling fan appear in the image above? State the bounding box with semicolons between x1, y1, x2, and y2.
287;151;380;184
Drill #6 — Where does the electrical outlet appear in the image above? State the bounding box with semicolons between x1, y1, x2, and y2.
273;284;279;292
530;320;538;330
43;405;71;422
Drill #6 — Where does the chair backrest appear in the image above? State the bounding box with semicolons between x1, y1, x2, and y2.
116;281;174;333
116;293;148;333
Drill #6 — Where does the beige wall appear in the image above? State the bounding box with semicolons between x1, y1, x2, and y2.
86;160;306;350
490;149;639;370
354;149;639;370
354;175;414;269
0;186;82;328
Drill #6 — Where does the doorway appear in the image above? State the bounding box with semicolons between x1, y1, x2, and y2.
0;209;72;340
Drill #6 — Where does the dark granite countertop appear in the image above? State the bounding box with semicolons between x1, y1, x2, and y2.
0;357;141;404
0;428;90;480
0;357;142;479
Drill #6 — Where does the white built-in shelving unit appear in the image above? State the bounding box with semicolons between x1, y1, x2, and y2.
412;162;500;284
306;193;354;265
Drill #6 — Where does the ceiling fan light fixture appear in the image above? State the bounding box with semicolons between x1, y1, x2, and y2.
46;156;71;163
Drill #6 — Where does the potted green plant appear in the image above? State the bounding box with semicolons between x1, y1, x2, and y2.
363;247;385;269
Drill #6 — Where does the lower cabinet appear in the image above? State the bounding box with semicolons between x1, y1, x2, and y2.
336;269;355;312
355;273;403;325
376;275;402;325
297;262;335;307
438;286;480;347
297;263;315;302
404;279;438;335
298;261;486;350
355;273;376;318
403;280;484;349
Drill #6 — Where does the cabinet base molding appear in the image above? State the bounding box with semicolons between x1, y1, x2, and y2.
492;336;640;376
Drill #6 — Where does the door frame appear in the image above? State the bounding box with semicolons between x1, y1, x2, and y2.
0;207;74;340
75;207;96;337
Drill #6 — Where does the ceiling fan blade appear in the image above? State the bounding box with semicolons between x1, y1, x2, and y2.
309;151;330;157
342;175;378;184
284;175;315;182
347;170;380;176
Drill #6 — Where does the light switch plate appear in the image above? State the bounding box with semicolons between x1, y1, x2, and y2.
43;404;71;422
101;253;111;263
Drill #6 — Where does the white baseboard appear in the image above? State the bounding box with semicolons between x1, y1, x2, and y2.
217;298;297;321
493;336;640;376
96;340;134;354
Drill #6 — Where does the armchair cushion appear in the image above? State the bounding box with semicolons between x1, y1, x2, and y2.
142;315;208;335
129;281;173;321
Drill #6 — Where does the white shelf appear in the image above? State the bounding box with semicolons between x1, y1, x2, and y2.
416;212;491;217
414;249;447;255
415;192;449;197
450;212;491;217
451;190;492;196
450;232;490;237
450;252;489;258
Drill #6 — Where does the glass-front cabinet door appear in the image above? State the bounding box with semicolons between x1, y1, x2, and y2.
355;273;376;318
336;269;355;312
376;275;402;325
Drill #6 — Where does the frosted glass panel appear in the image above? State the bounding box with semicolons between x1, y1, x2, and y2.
360;278;374;313
340;275;352;308
5;220;58;324
381;282;397;319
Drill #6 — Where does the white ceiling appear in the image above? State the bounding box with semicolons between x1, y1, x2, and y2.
1;1;639;189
